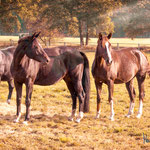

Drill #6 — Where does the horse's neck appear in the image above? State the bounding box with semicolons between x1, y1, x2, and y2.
13;47;26;70
96;56;104;68
95;49;104;67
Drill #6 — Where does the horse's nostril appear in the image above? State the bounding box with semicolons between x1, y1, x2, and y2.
106;60;109;63
106;59;112;65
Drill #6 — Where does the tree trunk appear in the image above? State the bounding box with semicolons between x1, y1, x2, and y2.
78;19;84;46
48;38;51;46
86;24;89;46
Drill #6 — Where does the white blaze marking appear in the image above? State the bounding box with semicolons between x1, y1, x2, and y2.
105;42;112;63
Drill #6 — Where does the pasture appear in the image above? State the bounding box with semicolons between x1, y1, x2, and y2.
1;35;150;48
0;48;150;149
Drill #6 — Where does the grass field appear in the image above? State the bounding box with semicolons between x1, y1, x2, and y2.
0;35;150;48
0;50;150;150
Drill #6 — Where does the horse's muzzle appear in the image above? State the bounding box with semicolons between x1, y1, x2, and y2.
106;59;112;66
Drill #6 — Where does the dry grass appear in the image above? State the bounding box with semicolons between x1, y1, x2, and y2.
0;35;150;48
0;50;150;150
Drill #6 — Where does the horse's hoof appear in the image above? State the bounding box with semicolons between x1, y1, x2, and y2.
7;99;11;104
95;114;100;119
75;118;81;123
95;116;99;119
68;117;74;121
109;117;114;121
23;121;28;125
95;116;100;119
136;114;142;119
14;119;19;123
125;114;131;118
126;115;130;118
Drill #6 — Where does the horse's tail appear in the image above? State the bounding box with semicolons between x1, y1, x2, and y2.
80;52;90;113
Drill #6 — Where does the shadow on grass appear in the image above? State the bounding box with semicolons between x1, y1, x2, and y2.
0;112;68;124
30;113;69;124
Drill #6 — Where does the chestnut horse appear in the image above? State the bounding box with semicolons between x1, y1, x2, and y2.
0;46;15;104
92;33;150;121
11;32;90;124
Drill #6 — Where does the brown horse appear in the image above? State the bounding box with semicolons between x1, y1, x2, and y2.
92;33;150;121
11;32;90;124
0;46;15;104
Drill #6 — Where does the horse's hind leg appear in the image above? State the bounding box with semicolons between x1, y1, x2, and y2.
7;79;14;104
125;79;136;118
70;65;85;123
14;81;22;123
136;74;146;118
95;81;103;119
64;78;77;121
75;80;85;123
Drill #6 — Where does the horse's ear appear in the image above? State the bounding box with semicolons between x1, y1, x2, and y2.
31;32;37;41
99;32;102;40
31;32;41;41
107;33;112;39
35;32;41;38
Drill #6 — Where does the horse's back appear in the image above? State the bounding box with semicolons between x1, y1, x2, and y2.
113;48;149;81
0;46;15;81
114;48;149;69
44;46;79;57
93;47;150;83
35;48;84;85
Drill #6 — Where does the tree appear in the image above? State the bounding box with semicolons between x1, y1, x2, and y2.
0;0;121;45
0;0;39;34
33;0;121;46
125;0;150;38
0;0;22;33
65;0;121;45
113;0;150;38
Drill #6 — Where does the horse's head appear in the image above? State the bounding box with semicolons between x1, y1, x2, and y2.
97;32;112;66
17;32;50;64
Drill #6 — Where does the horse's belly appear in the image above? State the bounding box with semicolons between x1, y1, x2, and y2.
34;70;66;86
114;79;125;84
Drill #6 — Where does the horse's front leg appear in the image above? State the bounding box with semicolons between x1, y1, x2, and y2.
72;78;85;123
136;75;146;118
107;80;114;121
14;80;23;123
7;79;14;104
95;81;103;119
23;78;34;125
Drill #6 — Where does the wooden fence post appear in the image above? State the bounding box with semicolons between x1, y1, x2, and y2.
117;43;119;49
138;43;140;50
